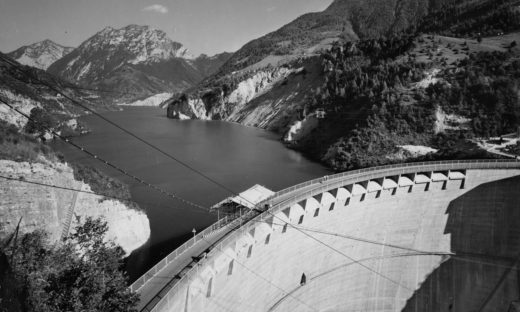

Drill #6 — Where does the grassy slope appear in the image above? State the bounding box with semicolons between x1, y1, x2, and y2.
0;120;58;163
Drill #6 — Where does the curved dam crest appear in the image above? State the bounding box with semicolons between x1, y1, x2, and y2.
136;160;520;312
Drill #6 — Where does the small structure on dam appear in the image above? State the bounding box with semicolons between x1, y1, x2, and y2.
211;184;274;217
134;161;520;312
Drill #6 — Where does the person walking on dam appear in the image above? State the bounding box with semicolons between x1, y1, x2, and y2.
300;273;307;286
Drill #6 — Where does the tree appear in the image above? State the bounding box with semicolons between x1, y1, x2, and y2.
4;218;138;312
0;250;23;312
24;108;56;141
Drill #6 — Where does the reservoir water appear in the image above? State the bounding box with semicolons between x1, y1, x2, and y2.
53;107;330;281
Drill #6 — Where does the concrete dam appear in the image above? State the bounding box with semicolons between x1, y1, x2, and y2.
134;160;520;312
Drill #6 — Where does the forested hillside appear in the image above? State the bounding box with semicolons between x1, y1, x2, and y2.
215;0;439;76
420;0;520;37
293;0;520;171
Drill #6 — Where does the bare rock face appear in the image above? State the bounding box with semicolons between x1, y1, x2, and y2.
47;25;231;102
7;39;74;70
49;25;193;82
166;67;295;124
0;159;150;256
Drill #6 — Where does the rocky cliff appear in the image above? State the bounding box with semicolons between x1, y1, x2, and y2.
166;60;323;132
47;25;231;103
167;66;294;120
7;39;74;70
0;159;150;256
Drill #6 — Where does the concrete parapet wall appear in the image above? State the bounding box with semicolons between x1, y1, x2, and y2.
153;163;520;312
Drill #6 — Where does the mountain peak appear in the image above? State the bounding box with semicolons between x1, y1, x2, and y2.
80;24;194;63
7;40;74;70
124;24;150;30
46;24;231;100
40;39;55;45
100;26;115;33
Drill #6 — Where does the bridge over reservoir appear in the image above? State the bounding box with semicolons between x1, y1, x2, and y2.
132;160;520;312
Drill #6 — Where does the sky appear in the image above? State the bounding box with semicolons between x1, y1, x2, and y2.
0;0;333;56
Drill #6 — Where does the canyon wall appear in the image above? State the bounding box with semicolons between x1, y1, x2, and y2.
166;66;310;130
0;159;150;256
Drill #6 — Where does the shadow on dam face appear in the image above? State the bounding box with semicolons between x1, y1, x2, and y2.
402;176;520;312
153;170;520;312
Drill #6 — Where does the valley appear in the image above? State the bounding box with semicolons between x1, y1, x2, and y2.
50;107;330;280
47;25;232;104
2;0;520;310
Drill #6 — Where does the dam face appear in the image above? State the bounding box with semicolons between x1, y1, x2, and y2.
152;164;520;312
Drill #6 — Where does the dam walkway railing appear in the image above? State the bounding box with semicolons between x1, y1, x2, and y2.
264;159;520;205
130;211;258;293
135;159;520;312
